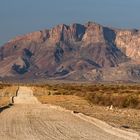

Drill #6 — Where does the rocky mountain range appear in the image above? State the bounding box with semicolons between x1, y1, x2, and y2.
0;21;140;82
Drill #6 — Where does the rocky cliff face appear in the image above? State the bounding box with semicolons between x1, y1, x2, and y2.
115;29;140;59
0;22;140;82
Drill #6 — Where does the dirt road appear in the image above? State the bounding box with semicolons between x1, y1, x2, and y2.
0;86;139;140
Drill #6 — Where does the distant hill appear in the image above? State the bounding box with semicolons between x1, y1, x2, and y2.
0;22;140;83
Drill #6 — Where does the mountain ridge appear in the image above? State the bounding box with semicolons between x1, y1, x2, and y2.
0;21;140;82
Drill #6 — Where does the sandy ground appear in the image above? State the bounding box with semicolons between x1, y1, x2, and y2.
0;86;139;140
38;95;140;132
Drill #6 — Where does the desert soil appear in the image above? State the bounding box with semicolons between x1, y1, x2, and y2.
0;86;139;140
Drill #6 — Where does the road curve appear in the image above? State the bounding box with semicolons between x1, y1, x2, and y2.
0;86;139;140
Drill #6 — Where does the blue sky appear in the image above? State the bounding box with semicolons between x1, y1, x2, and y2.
0;0;140;45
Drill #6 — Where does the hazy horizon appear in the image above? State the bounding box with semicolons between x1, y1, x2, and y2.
0;0;140;45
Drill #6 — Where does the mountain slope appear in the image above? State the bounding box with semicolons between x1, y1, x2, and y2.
0;22;140;82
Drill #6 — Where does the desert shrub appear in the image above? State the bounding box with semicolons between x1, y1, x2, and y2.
122;95;139;108
33;83;140;109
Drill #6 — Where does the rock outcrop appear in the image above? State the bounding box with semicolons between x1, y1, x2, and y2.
115;29;140;59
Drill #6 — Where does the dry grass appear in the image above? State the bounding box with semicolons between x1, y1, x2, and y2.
0;97;10;107
0;84;18;107
37;95;90;108
33;84;140;109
